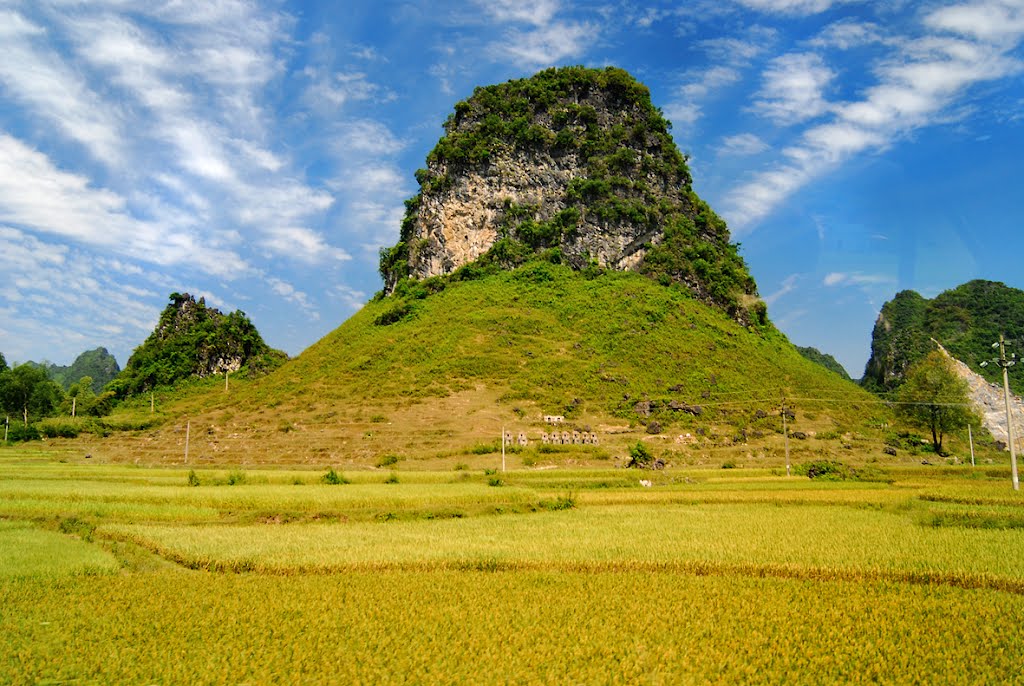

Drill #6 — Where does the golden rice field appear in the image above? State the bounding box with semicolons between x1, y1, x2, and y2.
1;449;1023;684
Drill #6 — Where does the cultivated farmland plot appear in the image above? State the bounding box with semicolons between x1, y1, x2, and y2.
1;450;1022;684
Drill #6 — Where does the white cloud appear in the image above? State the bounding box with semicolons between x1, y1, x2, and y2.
663;102;703;128
0;10;125;165
719;133;770;156
664;28;775;131
0;226;165;364
259;226;350;264
736;0;847;14
763;273;801;305
267;276;318;318
725;3;1024;231
328;284;369;314
926;0;1024;44
303;70;386;109
335;120;407;156
0;132;249;277
823;272;894;287
496;21;595;67
810;20;888;49
753;53;835;125
477;0;560;26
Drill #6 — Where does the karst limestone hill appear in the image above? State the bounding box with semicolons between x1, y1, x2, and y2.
379;66;763;327
863;280;1024;395
88;67;899;466
25;347;120;394
107;293;286;399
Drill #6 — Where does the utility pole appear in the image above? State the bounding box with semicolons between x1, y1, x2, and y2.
984;336;1019;491
968;424;975;467
501;426;506;473
782;397;790;477
997;336;1020;491
224;370;230;393
184;420;191;465
150;391;155;413
3;416;8;442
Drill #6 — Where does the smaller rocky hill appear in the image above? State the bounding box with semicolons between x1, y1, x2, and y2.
108;293;285;397
863;280;1024;394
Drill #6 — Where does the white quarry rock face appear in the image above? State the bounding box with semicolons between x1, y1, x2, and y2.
939;343;1024;449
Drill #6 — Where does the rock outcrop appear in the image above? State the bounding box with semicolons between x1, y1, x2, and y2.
379;66;762;325
938;343;1024;449
109;293;285;397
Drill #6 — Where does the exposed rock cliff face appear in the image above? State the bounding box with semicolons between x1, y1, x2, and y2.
379;67;762;325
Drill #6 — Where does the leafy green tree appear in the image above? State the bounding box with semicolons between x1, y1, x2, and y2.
0;352;8;373
0;365;63;425
64;376;96;416
896;351;978;455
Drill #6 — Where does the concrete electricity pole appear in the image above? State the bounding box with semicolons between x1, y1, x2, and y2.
983;335;1019;491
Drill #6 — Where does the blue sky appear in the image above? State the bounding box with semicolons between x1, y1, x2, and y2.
2;0;1022;379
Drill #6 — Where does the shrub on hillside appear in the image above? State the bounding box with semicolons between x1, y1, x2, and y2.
626;441;655;468
321;468;350;485
5;423;40;442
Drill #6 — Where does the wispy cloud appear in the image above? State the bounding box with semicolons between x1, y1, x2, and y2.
497;21;595;67
810;20;890;49
0;226;163;363
736;0;849;15
468;0;595;67
718;132;770;156
823;272;895;287
477;0;560;26
664;27;776;131
0;132;248;277
0;10;125;165
725;1;1024;231
266;276;318;318
752;52;835;125
763;273;801;305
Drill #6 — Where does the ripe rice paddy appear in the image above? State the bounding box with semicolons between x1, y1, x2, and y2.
1;450;1022;683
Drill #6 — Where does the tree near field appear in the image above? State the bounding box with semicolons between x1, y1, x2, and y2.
0;352;7;373
0;365;64;425
896;351;979;455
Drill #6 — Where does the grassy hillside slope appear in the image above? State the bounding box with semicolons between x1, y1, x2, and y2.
85;265;896;466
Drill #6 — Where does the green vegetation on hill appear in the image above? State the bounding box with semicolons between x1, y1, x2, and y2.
264;264;874;429
863;280;1024;394
109;293;285;398
796;346;851;381
32;348;120;393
